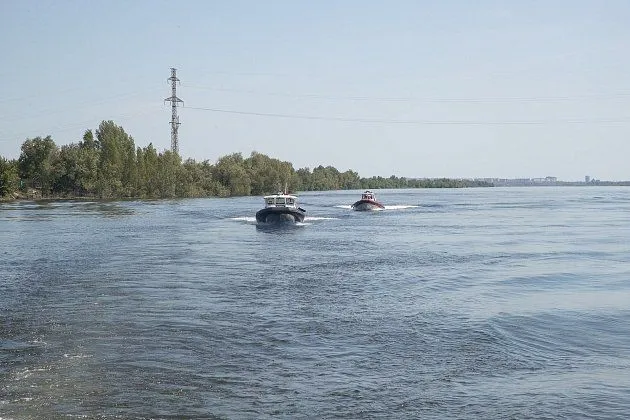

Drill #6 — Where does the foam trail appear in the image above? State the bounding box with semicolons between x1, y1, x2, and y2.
335;205;353;209
384;205;418;210
230;216;257;223
304;216;338;221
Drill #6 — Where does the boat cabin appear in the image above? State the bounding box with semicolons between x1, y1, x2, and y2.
264;193;297;208
361;191;376;201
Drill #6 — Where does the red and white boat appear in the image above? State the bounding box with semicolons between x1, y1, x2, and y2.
351;190;385;211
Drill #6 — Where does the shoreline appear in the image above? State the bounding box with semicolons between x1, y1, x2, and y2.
2;183;629;204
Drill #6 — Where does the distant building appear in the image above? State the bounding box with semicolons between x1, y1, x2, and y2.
585;175;591;183
474;176;559;186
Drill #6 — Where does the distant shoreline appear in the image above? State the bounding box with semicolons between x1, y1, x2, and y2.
3;124;627;202
495;181;630;187
2;182;629;204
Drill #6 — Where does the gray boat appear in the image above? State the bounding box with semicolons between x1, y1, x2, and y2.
255;192;306;224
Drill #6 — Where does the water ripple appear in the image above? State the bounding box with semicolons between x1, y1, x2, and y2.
1;187;629;418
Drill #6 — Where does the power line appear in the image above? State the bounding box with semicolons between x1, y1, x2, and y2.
0;73;166;105
3;88;163;124
0;106;161;145
184;106;630;125
181;84;630;103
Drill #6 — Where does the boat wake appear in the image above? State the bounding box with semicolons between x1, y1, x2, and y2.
229;216;257;223
230;216;337;223
336;204;417;210
255;223;307;233
384;205;418;210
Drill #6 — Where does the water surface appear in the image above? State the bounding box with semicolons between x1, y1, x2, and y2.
1;187;629;419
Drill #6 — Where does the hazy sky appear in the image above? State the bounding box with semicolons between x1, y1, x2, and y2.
1;0;629;181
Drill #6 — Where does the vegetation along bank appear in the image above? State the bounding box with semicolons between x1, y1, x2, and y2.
0;120;491;200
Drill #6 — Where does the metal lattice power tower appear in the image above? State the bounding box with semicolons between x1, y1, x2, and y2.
164;68;184;154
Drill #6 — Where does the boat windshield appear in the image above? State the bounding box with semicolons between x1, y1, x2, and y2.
266;198;274;205
286;198;294;205
276;197;286;205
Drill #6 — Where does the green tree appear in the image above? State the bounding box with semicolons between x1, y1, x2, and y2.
295;167;312;191
339;169;361;189
244;151;297;195
0;157;19;198
52;144;82;195
137;143;159;197
96;121;136;197
178;158;212;197
310;165;341;191
18;135;59;195
212;153;251;196
80;129;99;150
156;150;181;198
76;130;100;195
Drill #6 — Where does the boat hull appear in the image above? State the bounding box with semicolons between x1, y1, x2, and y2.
351;199;385;211
255;207;306;224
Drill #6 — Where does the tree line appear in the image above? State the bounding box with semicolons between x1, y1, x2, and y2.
0;120;491;199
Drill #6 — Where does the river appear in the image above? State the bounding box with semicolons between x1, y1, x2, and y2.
1;187;629;419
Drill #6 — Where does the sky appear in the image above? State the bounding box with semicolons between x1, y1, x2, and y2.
1;0;629;181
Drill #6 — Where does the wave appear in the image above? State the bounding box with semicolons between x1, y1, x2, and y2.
335;204;418;210
229;215;337;223
229;216;257;223
384;205;418;210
